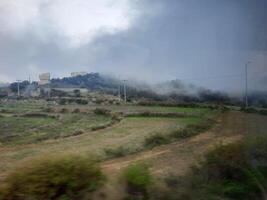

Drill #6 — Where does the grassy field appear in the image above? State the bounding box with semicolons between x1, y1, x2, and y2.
0;100;217;178
1;100;267;200
0;113;112;145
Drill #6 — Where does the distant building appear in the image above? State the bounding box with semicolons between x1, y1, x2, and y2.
38;73;50;85
71;72;87;77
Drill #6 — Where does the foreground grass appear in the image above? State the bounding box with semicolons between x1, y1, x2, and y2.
0;154;105;200
150;135;267;200
123;163;153;200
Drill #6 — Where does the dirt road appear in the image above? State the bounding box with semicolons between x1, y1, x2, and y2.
96;111;267;200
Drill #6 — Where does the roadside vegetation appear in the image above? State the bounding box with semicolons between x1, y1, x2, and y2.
150;135;267;200
145;118;215;149
122;163;153;200
0;154;105;200
241;106;267;116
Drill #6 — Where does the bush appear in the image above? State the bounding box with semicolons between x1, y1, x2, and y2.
152;136;267;200
104;146;131;159
0;154;105;200
144;134;170;149
59;98;67;105
93;108;111;116
72;108;80;113
21;113;56;119
60;108;68;113
126;112;190;118
123;164;152;200
43;107;55;113
75;99;88;105
171;121;213;139
195;139;267;200
241;107;267;116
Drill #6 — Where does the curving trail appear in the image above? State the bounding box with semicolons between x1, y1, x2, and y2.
95;111;267;200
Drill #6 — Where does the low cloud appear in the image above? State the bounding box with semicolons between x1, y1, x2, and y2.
0;0;266;93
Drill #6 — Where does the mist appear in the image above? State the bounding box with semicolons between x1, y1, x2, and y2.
0;0;267;93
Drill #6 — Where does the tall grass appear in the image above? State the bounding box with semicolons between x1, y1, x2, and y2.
0;154;105;200
122;163;153;200
150;135;267;200
144;119;215;149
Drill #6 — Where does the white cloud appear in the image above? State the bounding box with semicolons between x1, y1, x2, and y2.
0;0;133;47
0;0;41;33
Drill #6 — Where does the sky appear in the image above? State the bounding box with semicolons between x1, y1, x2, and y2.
0;0;267;92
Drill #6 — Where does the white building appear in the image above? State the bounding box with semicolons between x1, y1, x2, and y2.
38;73;50;85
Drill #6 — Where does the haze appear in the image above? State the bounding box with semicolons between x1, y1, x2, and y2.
0;0;266;92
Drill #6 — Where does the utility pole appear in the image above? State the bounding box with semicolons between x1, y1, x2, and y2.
245;61;251;108
16;80;21;97
118;85;121;100
123;80;127;103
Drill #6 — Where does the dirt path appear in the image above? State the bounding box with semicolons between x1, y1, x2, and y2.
95;111;267;200
101;112;245;176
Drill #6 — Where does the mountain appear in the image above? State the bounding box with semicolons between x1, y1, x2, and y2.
51;73;119;92
5;72;266;107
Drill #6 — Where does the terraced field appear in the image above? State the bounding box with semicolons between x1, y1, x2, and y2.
0;101;217;178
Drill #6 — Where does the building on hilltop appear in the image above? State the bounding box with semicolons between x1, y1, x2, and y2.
71;72;87;77
38;73;51;86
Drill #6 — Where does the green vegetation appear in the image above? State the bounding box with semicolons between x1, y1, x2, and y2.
93;108;111;116
144;134;171;148
123;163;152;200
241;106;267;116
0;113;112;145
0;154;105;200
170;119;214;139
104;146;133;159
151;135;267;200
0;100;47;113
144;118;215;148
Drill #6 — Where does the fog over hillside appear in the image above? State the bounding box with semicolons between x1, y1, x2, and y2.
0;0;267;93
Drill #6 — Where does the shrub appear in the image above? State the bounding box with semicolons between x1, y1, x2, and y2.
259;109;267;115
60;108;68;113
0;154;105;200
91;123;110;131
93;108;111;116
126;112;190;118
72;130;84;136
72;108;80;113
21;113;56;119
171;120;213;139
144;134;170;149
195;139;267;200
43;107;55;113
153;136;267;200
123;163;152;200
59;98;67;105
104;146;130;159
75;99;88;105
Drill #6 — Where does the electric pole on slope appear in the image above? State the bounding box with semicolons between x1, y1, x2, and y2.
245;61;251;108
16;80;21;97
123;80;127;103
118;85;121;100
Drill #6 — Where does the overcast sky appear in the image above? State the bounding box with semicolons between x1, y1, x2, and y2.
0;0;266;92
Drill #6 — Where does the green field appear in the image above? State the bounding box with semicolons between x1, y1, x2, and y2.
0;100;218;176
0;113;112;145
